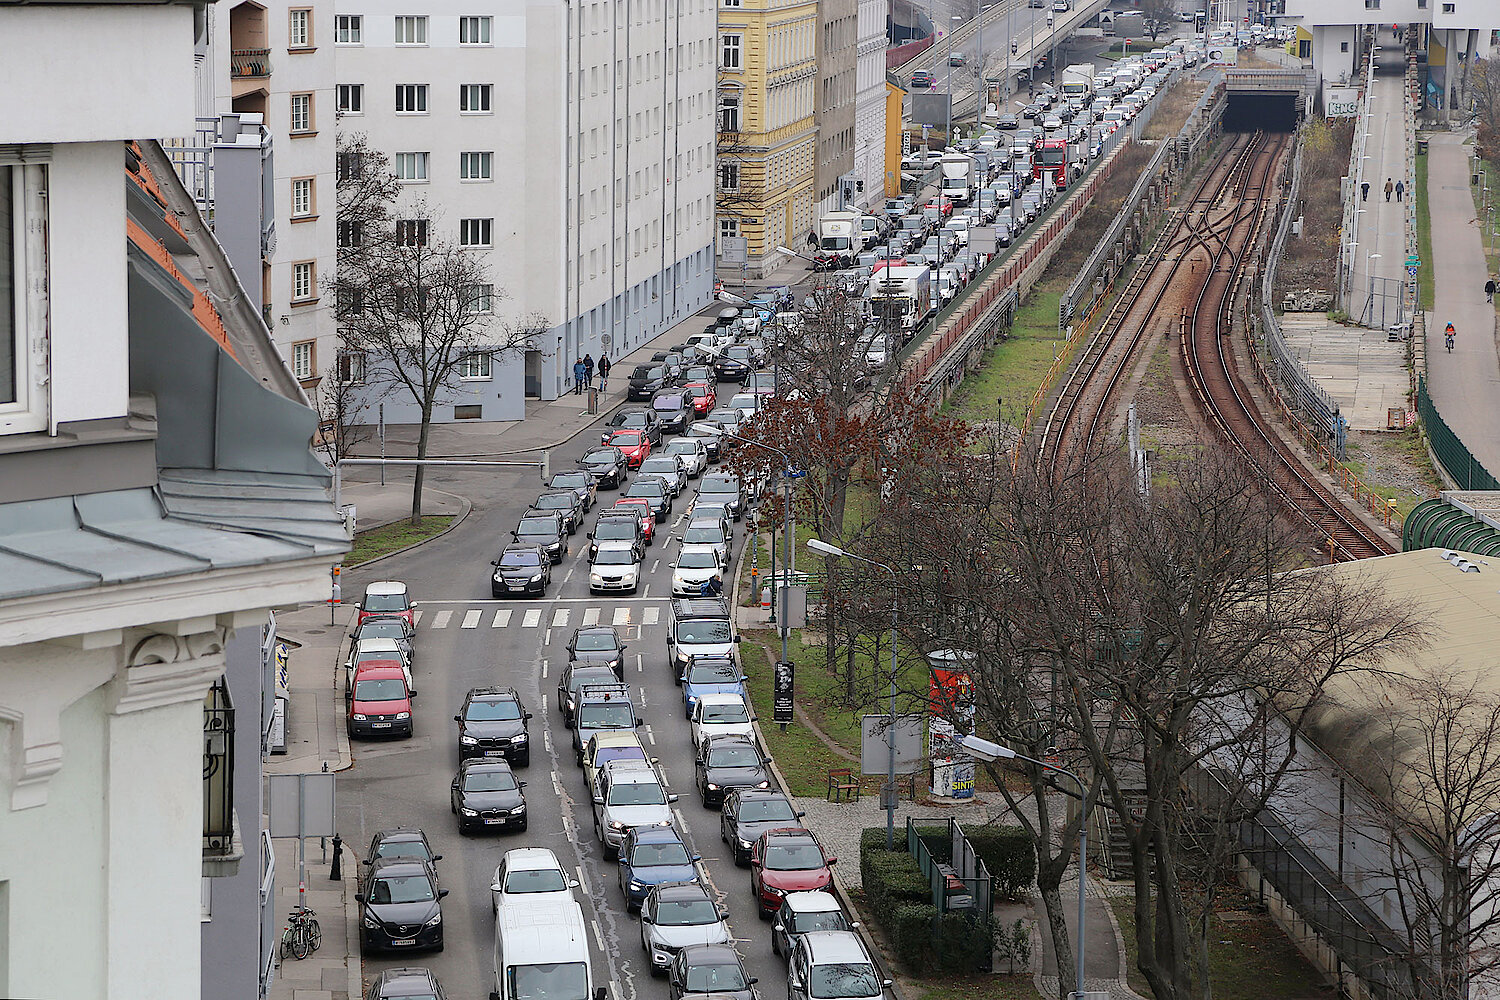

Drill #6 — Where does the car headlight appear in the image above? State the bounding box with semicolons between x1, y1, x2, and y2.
610;820;626;830
739;839;753;849
590;573;604;584
363;914;380;929
654;950;672;963
511;734;528;743
629;880;645;891
511;804;526;814
529;573;544;583
424;912;442;927
706;783;719;791
352;714;367;721
395;712;410;720
567;698;576;711
757;780;770;788
493;571;506;582
460;735;478;745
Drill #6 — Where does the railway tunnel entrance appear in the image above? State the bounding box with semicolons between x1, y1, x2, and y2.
1222;68;1308;132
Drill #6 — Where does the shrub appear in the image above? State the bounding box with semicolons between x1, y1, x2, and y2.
912;824;953;864
890;904;938;972
933;911;995;973
967;825;1035;899
862;847;929;915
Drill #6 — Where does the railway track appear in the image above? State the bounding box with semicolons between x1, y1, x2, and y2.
1179;134;1396;561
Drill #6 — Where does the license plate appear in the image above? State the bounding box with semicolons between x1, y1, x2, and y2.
485;750;506;757
371;722;391;729
509;583;526;590
484;817;506;825
390;937;415;946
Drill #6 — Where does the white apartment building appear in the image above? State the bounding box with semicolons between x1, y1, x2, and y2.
1284;0;1498;93
853;0;888;210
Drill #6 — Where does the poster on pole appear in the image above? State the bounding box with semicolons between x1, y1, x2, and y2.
773;660;795;725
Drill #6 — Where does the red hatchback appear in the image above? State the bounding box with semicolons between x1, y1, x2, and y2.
608;430;652;468
611;497;656;544
347;663;413;739
750;827;836;917
683;382;717;417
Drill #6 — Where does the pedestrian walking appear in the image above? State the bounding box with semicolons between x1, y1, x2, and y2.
1361;180;1370;201
1485;278;1496;303
1395;179;1404;202
1384;178;1393;201
572;357;586;395
583;353;595;387
598;354;611;391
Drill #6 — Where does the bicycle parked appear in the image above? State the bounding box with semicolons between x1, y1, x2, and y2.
280;905;322;960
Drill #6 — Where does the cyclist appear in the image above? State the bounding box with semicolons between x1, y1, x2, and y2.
1445;322;1455;352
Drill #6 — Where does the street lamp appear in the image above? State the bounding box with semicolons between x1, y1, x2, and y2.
807;537;901;850
959;734;1088;1000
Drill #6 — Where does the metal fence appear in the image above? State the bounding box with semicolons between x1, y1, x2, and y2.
1418;375;1500;489
906;817;994;932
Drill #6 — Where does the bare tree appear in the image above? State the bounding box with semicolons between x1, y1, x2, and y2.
313;346;382;464
1473;60;1500;167
1137;0;1175;42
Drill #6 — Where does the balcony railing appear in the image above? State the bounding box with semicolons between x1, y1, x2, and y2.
232;48;272;78
204;678;235;856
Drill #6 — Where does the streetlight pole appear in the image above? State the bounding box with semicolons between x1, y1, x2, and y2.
945;15;962;140
959;735;1089;1000
807;537;900;850
727;432;796;668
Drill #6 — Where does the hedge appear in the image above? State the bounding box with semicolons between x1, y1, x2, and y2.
861;828;994;975
967;825;1035;899
862;846;929;915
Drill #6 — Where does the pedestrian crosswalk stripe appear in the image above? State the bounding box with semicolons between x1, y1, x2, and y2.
552;608;570;628
492;610;512;628
461;610;481;629
643;607;659;626
612;607;632;626
413;610;424;626
431;610;453;629
582;607;600;626
522;609;542;628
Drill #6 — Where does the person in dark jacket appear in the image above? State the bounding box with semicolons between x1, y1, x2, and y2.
1486;278;1496;303
598;354;612;390
573;358;586;394
583;353;595;387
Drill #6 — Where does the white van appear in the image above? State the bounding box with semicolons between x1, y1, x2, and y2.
491;898;597;1000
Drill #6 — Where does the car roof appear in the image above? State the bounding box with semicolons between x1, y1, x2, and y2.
784;890;842;913
763;826;817;843
502;846;563;871
460;757;515;774
466;686;520;701
573;624;619;639
629;824;683;845
593;540;640;554
374;967;440;993
697;692;748;707
352;662;405;678
590;731;644;750
368;856;434;877
608;763;663;783
365;581;408;596
703;733;757;751
654;880;713;902
803;930;872;964
373;826;429;844
355;637;403;651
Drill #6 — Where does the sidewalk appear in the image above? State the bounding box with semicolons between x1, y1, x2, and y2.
266;602;361;1000
1422;131;1500;479
1350;72;1411;330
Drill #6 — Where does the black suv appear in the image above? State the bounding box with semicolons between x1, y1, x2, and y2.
650;390;693;434
356;857;448;953
628;364;673;401
530;490;584;534
454;687;532;764
588;511;645;559
695;735;772;809
513;511;567;563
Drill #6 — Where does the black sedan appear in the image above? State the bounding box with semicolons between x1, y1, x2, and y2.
668;943;759;1000
720;789;805;865
356;857;448;953
624;476;672;520
455;686;532;764
450;759;528;833
567;625;627;678
695;735;772;809
513;512;567;563
579;447;629;489
531;490;584;534
601;408;663;447
628;363;673;400
363;827;443;870
651;390;693;434
490;544;551;598
588;513;645;559
547;470;597;510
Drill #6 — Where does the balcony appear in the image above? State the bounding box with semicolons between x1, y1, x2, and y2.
232;48;272;79
203;678;244;877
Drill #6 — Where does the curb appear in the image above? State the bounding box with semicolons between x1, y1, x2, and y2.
344;862;363;1000
345;489;473;571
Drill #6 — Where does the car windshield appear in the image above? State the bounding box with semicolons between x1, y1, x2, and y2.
509;962;590;1000
678;621;732;643
703;702;750;724
640;460;676;476
504;868;567;894
708;746;760;768
702;477;738;493
595;520;636;539
679;550;720;569
684;962;748;993
808;962;880;999
667;440;699;455
594;746;646;768
466;699;522;721
501;550;542;567
687;661;739;684
631;365;654;378
364;593;408;612
628;482;663;497
374;840;429;861
657;897;719;926
579;703;635;729
792;909;849;934
574;632;619;652
766;843;825;870
593;548;637;566
620;413;648;428
358;621;408;641
582;451;617;466
369;874;435;904
653;397;683;412
517;519;557;536
536;494;572;509
630;842;691;867
552;472;590;488
608;781;666;805
740;798;797;822
464;769;518;792
682;526;724;545
354;678;406;701
613;432;643;446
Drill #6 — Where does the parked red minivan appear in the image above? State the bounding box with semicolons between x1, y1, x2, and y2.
348;663;413;739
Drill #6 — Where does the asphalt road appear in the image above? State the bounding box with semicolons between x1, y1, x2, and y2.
338;433;787;1000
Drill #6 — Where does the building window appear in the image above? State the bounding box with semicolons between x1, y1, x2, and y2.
394;15;428;44
1363;0;1379;7
460;152;493;181
394;152;429;181
719;95;740;132
337;350;365;384
719;162;740;192
460;84;492;113
460;351;492;378
292;341;315;378
338;287;365;316
290;93;314;132
1;163;49;435
337;148;364;181
288;8;312;47
460;218;493;247
1341;41;1349;51
292;262;316;301
721;34;742;69
337;84;363;114
335;14;361;43
291;177;315;217
464;285;494;314
722;0;742;7
1441;1;1454;8
396;84;429;113
454;404;483;419
395;219;429;246
337;220;362;248
459;15;492;44
719;218;740;241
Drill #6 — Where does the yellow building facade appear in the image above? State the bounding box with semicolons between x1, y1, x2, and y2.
884;73;906;198
716;0;819;275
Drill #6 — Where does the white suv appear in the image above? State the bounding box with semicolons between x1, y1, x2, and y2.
788;931;889;1000
490;847;579;914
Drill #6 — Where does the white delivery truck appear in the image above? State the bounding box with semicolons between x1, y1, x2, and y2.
815;211;861;269
491;898;597;1000
1059;63;1095;99
938;153;977;206
868;264;934;344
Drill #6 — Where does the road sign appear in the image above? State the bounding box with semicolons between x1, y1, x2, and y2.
1407;264;1420;277
720;236;748;265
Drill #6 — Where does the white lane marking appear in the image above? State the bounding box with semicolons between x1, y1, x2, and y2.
639;687;648;709
592;920;607;952
672;807;688;829
651;559;660;574
431;610;453;629
553;772;564;796
461;609;481;629
563;564;575;584
643;607;659;626
413;610;424;625
541;658;549;679
522;609;542;628
636;653;643;674
492;609;512;628
545;628;553;645
582;607;600;626
543;730;553;752
577;866;590;895
552;608;570;628
643;584;651;598
644;725;657;745
612;607;632;626
611;981;623;1000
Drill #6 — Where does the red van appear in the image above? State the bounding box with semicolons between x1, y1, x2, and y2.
348;663;413;738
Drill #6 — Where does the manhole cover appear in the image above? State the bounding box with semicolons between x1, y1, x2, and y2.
304;629;327;635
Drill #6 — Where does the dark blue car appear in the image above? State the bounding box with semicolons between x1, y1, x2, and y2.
618;826;701;911
679;655;746;719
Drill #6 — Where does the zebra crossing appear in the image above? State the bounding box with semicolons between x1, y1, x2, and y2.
412;604;663;630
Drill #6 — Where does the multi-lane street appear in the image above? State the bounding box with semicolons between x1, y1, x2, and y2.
339;457;792;1000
